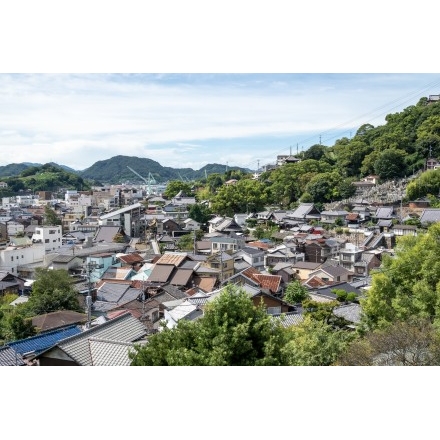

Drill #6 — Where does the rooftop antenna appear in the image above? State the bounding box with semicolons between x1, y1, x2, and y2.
290;145;292;156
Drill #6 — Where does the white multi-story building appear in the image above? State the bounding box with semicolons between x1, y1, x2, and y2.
0;244;45;275
31;226;62;252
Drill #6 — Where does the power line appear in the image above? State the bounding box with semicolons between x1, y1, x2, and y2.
240;76;440;171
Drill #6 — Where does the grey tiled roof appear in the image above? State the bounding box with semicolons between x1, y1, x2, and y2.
420;208;440;224
89;338;136;366
375;207;394;219
96;282;134;302
271;312;304;327
289;203;318;219
333;303;362;324
56;313;147;366
0;346;25;366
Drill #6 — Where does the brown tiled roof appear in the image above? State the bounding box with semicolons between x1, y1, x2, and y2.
148;264;175;283
118;253;144;265
192;276;217;293
242;267;261;280
155;253;188;267
253;274;282;293
247;241;272;251
32;310;88;332
169;268;193;287
303;276;332;288
346;213;359;221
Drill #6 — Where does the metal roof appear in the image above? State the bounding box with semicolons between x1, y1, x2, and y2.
99;203;142;220
7;325;82;356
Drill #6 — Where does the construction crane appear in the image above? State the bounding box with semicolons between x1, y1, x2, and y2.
127;166;157;195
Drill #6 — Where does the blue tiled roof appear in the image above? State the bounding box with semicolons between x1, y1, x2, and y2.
7;325;82;356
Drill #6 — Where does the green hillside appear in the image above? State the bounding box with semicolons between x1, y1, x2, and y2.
79;155;250;184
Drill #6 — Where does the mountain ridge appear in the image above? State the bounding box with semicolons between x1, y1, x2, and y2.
0;156;251;184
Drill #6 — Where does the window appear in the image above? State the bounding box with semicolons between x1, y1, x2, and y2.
11;256;13;262
49;230;56;234
45;239;49;243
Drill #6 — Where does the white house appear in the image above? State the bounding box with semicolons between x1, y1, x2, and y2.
31;226;62;252
183;218;201;231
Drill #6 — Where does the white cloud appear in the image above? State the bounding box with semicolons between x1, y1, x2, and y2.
0;73;439;170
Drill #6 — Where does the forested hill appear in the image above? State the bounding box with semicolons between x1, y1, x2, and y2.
0;156;250;185
78;156;249;184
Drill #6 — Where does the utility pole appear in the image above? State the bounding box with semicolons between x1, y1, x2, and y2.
85;261;97;329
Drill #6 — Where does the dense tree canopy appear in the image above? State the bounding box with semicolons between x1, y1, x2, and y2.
21;268;82;316
361;223;440;329
130;285;288;366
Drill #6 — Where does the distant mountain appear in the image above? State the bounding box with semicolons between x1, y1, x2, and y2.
0;162;79;179
0;163;33;177
78;155;250;184
0;156;251;184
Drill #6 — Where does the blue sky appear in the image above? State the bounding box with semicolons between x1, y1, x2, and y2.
1;73;440;172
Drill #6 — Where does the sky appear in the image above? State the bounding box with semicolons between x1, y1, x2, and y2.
1;72;440;172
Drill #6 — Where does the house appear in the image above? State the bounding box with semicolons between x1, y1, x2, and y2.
210;283;291;314
98;202;143;237
392;224;418;237
172;190;196;206
307;265;354;284
31;225;62;252
288;203;321;223
163;298;203;328
204;252;234;282
271;262;296;285
50;254;83;272
309;281;363;303
292;261;323;281
5;324;82;363
91;281;140;316
1;243;45;277
33;312;148;366
320;210;349;225
352;252;381;277
32;311;88;333
373;206;395;222
233;246;265;270
419;208;440;226
264;243;305;268
209;234;245;254
211;217;243;234
183;218;201;231
0;271;27;296
86;253;122;283
339;243;364;271
159;218;182;235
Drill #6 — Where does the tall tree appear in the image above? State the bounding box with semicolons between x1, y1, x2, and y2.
283;280;309;305
130;285;288;366
23;268;82;316
361;222;440;329
337;318;440;366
